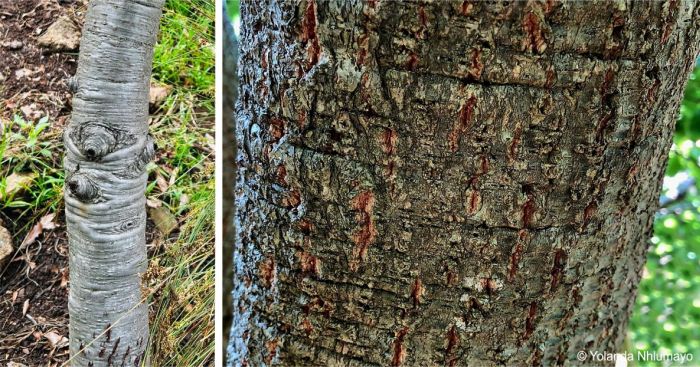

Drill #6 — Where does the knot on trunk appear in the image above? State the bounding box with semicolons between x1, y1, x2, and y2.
76;124;118;161
67;172;100;202
138;134;156;166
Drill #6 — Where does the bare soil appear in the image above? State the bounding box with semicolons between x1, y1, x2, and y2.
0;1;78;365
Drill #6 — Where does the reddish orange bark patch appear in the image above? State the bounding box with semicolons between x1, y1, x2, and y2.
259;257;276;288
391;327;409;366
661;0;679;44
269;118;285;142
300;318;314;335
357;33;370;66
468;48;483;79
298;251;321;275
549;249;567;292
507;124;522;162
301;0;320;70
544;67;556;88
646;79;661;103
410;278;424;306
276;164;288;186
381;128;398;155
460;1;473;16
298;218;313;235
508;230;528;282
522;12;546;53
406;52;419;71
523;302;538;340
582;201;597;228
478;155;490;174
282;188;301;208
446;270;458;286
418;5;427;27
298;109;307;128
261;49;269;69
350;190;377;271
601;68;615;95
466;188;481;216
627;164;638;184
522;191;536;228
445;325;460;367
480;277;497;295
448;96;477;152
264;338;278;364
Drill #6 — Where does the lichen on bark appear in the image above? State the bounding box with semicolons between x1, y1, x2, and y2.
65;0;163;365
231;1;700;366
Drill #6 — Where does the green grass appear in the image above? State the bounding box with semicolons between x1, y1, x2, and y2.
154;0;214;97
146;0;215;365
0;0;214;365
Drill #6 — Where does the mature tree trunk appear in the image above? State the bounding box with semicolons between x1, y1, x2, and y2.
231;0;700;366
65;1;163;365
223;0;239;360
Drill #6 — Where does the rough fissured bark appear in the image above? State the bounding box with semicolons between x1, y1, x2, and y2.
65;0;163;365
231;1;700;366
223;2;239;360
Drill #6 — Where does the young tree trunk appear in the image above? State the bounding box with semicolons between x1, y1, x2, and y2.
65;1;163;365
231;1;700;366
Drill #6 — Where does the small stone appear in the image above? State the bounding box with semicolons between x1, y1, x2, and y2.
37;16;81;52
0;224;13;269
149;83;172;108
15;68;31;79
3;40;23;50
149;206;178;236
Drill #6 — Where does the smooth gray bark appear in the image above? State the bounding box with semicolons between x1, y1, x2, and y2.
231;1;700;366
65;1;163;365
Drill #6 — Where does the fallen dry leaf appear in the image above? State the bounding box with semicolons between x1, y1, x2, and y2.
149;82;172;108
169;167;179;187
60;268;69;288
155;172;169;193
146;197;163;208
21;213;57;248
22;299;29;316
2;172;37;200
44;330;69;349
40;213;57;230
